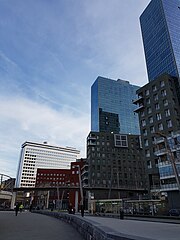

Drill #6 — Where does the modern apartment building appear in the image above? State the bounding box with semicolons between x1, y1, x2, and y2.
133;73;180;196
86;131;147;200
140;0;180;81
91;76;140;135
156;131;180;208
15;141;80;188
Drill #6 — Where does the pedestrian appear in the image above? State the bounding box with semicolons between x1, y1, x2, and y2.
68;203;73;214
29;204;32;212
120;208;124;220
80;204;84;217
15;203;19;216
19;203;24;213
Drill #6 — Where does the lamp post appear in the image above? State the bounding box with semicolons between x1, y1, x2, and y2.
77;165;83;206
57;183;60;211
156;132;180;192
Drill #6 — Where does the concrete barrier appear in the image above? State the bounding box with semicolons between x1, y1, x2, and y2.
34;210;151;240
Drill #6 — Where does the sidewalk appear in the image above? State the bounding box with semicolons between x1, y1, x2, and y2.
83;215;180;240
0;211;84;240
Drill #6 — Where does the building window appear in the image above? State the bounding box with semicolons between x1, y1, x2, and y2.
160;81;165;87
167;120;172;128
140;111;145;117
150;126;155;133
144;139;148;147
152;136;156;144
155;103;160;110
174;109;178;116
161;89;167;97
147;160;152;169
141;119;146;127
156;113;162;120
114;134;128;147
149;116;153;124
165;109;170;117
163;99;168;106
142;129;147;136
145;89;149;96
146;98;150;104
158;123;163;131
145;149;150;157
152;85;157;91
147;107;152;114
154;94;158;101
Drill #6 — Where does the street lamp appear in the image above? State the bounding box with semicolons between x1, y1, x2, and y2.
156;132;180;192
77;165;83;206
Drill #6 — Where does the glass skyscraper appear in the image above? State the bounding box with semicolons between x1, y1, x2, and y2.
140;0;180;81
91;76;140;135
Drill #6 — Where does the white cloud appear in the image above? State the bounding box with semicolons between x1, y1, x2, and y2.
0;96;90;177
0;0;151;178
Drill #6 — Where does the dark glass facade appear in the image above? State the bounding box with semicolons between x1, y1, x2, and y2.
99;108;120;133
91;76;140;135
140;0;180;81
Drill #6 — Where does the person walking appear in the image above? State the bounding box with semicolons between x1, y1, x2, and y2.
80;204;84;217
29;204;33;212
19;203;24;213
15;203;19;216
120;208;124;220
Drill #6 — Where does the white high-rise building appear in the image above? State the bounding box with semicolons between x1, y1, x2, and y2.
15;141;80;188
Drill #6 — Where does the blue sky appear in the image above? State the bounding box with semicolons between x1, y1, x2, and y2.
0;0;150;177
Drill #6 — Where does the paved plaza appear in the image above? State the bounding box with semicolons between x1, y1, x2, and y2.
0;211;84;240
1;211;180;240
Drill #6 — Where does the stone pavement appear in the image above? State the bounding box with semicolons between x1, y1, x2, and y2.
0;211;84;240
34;210;180;240
83;215;180;240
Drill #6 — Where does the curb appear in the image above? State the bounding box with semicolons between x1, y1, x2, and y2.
33;210;153;240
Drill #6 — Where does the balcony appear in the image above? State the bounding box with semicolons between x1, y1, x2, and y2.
150;185;161;193
170;145;180;152
158;161;170;167
81;168;88;177
160;183;178;191
81;163;88;169
155;137;165;144
159;171;175;180
133;96;144;104
82;175;88;181
82;168;88;175
87;135;96;140
154;148;167;156
87;140;96;146
134;104;145;113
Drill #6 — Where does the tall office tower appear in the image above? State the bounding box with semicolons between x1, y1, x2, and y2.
91;76;140;135
133;74;180;197
15;141;80;188
140;0;180;81
86;131;147;200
